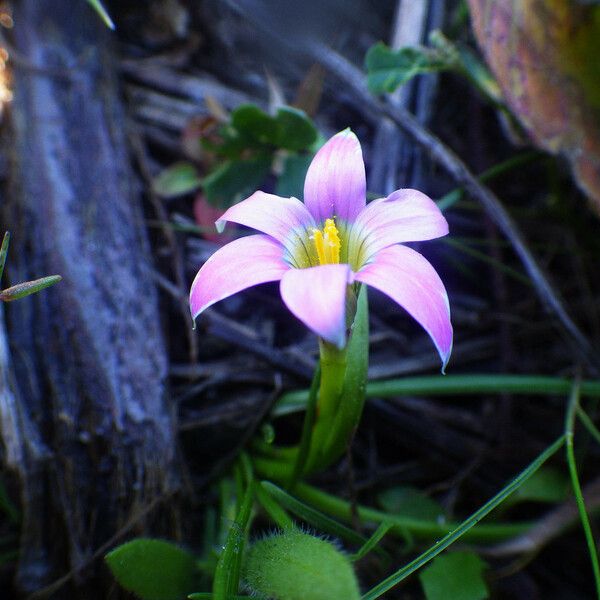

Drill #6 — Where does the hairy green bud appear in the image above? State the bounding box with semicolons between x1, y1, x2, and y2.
243;530;360;600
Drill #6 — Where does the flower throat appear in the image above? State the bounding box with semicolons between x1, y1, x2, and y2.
312;218;341;265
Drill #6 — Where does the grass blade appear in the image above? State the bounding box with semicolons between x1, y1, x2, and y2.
85;0;115;29
565;383;600;599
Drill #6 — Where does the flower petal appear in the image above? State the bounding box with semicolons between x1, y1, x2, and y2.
216;191;316;246
354;245;453;370
190;234;288;319
280;264;352;348
348;189;449;267
303;129;366;224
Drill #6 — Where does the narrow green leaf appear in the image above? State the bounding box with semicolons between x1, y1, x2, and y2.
0;232;9;282
287;364;321;488
203;157;271;208
351;522;394;562
105;538;196;600
0;276;62;302
153;163;202;199
213;484;253;600
577;406;600;446
273;107;318;151
565;383;600;599
361;436;565;599
85;0;115;29
419;552;488;600
274;375;600;416
261;482;368;548
253;482;294;530
294;482;528;544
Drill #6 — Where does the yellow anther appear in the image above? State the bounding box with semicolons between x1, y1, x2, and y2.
311;218;341;265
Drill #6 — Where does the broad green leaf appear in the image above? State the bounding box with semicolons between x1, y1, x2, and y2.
377;487;446;521
230;104;277;145
153;163;202;199
509;466;569;504
203;157;271;208
365;41;452;94
273;107;318;151
275;153;313;198
0;276;62;302
105;538;196;600
419;552;489;600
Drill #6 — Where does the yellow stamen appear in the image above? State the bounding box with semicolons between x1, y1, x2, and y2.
312;218;341;265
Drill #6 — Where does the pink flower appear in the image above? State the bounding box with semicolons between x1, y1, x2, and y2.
190;130;453;368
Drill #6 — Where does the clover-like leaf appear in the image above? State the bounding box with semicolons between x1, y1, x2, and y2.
105;538;196;600
153;162;202;199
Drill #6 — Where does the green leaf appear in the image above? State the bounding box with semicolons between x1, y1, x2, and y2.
365;41;452;94
510;466;569;504
153;163;202;199
0;276;62;302
275;153;313;198
85;0;115;29
105;538;197;600
260;482;368;548
213;484;253;600
231;105;277;145
0;232;9;282
272;107;318;151
378;487;446;521
419;552;489;600
203;157;271;208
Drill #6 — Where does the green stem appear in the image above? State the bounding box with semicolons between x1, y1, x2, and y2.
577;406;600;447
293;482;529;543
565;383;600;599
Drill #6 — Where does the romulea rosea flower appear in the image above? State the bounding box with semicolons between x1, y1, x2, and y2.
190;129;453;369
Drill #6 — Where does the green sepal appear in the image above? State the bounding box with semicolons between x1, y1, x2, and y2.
324;284;368;454
105;538;197;600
